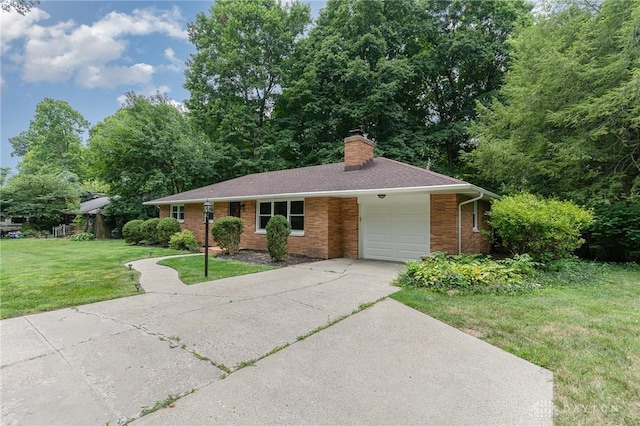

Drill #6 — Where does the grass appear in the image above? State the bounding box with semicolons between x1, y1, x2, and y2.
0;238;186;319
157;255;276;284
391;263;640;425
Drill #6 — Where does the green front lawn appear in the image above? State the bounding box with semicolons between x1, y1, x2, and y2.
392;264;640;425
0;239;186;319
158;255;276;284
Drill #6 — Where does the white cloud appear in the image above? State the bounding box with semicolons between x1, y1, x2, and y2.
1;5;188;89
161;47;183;72
77;63;155;89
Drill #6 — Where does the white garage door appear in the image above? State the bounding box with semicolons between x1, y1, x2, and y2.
361;202;430;262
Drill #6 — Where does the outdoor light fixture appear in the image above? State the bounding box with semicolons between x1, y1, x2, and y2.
377;194;386;199
128;264;132;270
240;203;246;211
135;282;141;292
203;200;212;278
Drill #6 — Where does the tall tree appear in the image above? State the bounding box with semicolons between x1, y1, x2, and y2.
10;98;90;178
466;0;640;203
0;173;79;230
185;0;311;176
88;93;223;217
278;0;530;172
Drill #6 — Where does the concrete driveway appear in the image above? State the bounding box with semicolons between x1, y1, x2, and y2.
0;258;553;425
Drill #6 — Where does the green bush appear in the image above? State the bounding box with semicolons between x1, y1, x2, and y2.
169;230;200;252
589;203;640;262
70;232;95;241
140;218;161;245
122;219;144;244
211;216;244;255
489;193;593;261
394;252;541;295
156;217;182;246
266;215;291;261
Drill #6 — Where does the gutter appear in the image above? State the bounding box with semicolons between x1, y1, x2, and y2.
458;193;484;255
144;184;500;206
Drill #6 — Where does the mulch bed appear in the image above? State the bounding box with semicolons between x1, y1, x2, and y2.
215;249;322;267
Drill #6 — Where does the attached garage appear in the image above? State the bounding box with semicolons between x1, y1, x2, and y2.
360;196;430;262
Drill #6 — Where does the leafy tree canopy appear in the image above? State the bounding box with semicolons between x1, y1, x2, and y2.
0;173;79;230
465;0;640;204
185;0;311;177
9;98;90;179
277;0;530;172
88;92;224;218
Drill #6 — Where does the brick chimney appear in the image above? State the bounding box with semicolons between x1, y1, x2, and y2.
344;129;375;171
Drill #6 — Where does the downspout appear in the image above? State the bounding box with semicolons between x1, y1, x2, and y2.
458;193;484;255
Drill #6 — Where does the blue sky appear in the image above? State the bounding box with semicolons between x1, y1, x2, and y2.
0;0;325;176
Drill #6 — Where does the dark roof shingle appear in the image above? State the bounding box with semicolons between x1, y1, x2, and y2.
147;157;487;204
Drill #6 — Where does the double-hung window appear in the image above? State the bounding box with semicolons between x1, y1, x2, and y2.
170;204;185;222
257;200;304;234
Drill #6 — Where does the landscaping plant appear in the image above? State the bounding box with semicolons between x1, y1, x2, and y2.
211;216;244;255
488;193;593;261
168;230;200;252
395;252;541;295
140;218;161;245
122;219;144;244
70;232;95;241
156;217;182;246
266;214;290;261
589;202;640;262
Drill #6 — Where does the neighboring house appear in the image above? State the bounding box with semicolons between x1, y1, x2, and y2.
67;195;114;239
145;131;498;262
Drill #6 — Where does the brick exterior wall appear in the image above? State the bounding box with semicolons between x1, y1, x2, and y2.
459;196;491;253
171;197;359;259
344;134;374;169
429;194;491;254
158;193;488;258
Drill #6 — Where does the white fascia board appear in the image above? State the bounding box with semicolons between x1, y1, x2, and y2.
143;184;500;205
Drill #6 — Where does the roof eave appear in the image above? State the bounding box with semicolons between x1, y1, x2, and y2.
144;184;499;206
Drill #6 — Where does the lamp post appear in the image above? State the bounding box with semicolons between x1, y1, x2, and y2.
203;200;212;278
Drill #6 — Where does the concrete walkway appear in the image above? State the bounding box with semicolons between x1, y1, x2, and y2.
0;257;553;425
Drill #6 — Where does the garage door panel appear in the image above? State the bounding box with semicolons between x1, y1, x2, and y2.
396;233;428;244
361;201;430;262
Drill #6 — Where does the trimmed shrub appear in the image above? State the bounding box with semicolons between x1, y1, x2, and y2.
156;217;182;246
488;193;593;261
122;219;144;244
211;216;244;255
169;230;200;252
266;215;291;261
589;202;640;262
140;218;161;245
70;232;95;241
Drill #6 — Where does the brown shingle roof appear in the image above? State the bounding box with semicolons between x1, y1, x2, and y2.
146;157;495;204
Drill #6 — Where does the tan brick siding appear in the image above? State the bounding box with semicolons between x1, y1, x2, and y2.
430;194;458;254
174;197;359;259
459;197;491;253
340;198;359;258
430;194;491;254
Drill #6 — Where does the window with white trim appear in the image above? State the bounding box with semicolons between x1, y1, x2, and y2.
170;204;185;222
257;200;304;233
472;201;479;232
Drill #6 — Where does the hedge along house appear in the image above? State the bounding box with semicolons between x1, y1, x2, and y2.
145;131;499;262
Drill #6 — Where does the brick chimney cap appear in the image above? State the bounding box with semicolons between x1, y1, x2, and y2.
349;128;364;136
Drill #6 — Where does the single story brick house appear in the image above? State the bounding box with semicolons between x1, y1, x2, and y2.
145;131;498;262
